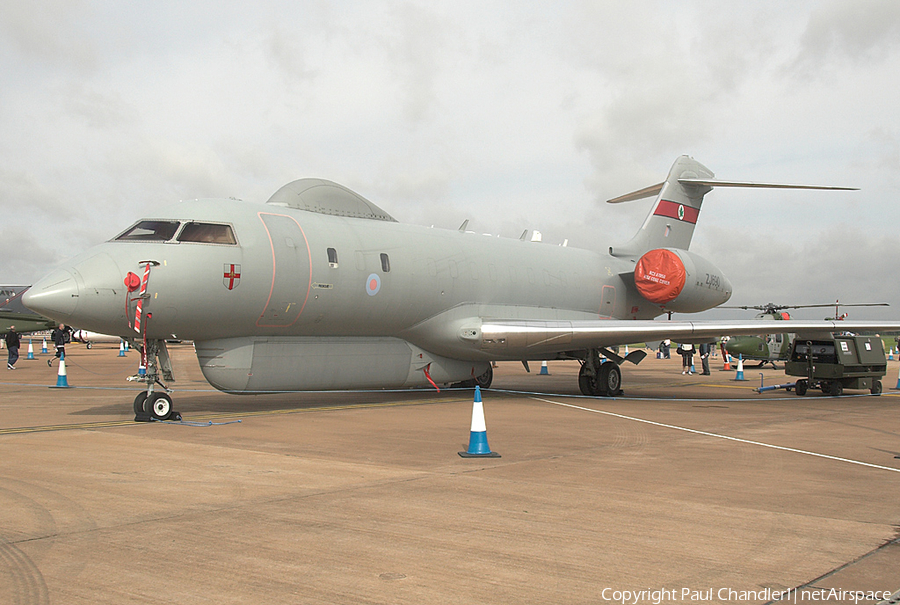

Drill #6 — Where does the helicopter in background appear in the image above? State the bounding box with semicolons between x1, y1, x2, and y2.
723;301;890;368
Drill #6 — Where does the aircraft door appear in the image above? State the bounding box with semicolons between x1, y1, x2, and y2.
766;333;780;358
257;213;312;328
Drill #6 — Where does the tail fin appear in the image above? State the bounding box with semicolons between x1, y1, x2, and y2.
607;155;856;259
608;156;713;258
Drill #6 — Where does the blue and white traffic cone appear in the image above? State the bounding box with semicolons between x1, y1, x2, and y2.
52;353;71;388
118;340;126;357
735;355;746;381
41;338;48;354
895;362;900;390
890;347;895;361
459;386;500;458
539;361;549;375
624;345;629;355
124;340;130;352
26;339;35;360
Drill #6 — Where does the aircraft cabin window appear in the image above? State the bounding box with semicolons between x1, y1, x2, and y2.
177;222;237;245
327;248;339;268
380;253;391;273
115;220;181;242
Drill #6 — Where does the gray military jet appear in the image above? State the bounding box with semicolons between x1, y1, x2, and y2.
23;156;900;420
0;286;56;334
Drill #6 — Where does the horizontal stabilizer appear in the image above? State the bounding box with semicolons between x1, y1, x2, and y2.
607;182;665;204
607;178;857;204
677;178;858;191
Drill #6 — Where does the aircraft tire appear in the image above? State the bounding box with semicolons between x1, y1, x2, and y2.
133;391;149;415
598;363;622;397
871;380;882;395
474;366;493;389
794;380;807;396
578;364;599;396
148;392;174;421
86;342;92;349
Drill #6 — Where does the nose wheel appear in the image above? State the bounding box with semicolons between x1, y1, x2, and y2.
130;339;180;422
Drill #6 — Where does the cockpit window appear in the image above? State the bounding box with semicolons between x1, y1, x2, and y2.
176;222;237;245
115;220;180;242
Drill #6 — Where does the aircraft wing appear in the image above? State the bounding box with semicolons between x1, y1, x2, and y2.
477;319;900;358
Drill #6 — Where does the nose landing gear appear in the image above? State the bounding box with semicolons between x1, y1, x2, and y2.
130;339;180;422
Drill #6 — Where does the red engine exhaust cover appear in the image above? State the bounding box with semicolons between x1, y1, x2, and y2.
634;249;686;304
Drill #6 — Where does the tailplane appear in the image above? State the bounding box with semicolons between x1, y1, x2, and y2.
608;156;714;258
607;155;856;259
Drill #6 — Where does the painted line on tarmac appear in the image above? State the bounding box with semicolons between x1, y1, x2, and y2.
531;396;900;474
175;396;469;423
0;420;140;435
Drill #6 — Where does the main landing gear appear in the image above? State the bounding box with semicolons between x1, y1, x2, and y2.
578;347;646;397
130;339;180;422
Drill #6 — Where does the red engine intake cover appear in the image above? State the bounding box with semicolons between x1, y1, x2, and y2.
634;249;686;304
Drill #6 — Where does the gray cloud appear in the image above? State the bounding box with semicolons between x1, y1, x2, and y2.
796;0;900;66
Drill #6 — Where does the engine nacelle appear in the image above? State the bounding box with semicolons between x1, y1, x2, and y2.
633;248;732;313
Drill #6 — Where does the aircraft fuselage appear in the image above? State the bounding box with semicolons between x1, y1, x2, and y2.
24;160;747;397
26;197;672;391
39;199;659;340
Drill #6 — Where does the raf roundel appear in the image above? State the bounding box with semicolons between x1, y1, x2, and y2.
365;273;381;296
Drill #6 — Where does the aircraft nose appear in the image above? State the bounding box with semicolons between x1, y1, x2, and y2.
23;269;81;320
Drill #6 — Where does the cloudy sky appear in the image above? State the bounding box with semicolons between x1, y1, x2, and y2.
1;1;898;320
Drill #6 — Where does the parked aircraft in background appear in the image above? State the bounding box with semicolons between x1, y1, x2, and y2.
0;286;55;334
724;302;890;367
70;330;128;349
23;156;900;420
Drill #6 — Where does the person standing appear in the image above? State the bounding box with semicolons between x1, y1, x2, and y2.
699;342;711;375
49;323;68;367
5;325;20;370
678;343;694;374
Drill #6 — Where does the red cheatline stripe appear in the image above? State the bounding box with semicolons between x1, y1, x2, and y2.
653;200;699;224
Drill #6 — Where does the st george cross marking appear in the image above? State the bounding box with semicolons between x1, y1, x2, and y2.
224;264;241;290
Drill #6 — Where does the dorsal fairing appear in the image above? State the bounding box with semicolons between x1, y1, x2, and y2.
608;155;714;258
267;178;398;222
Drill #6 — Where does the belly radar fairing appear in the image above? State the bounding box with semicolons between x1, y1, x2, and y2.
24;157;898;420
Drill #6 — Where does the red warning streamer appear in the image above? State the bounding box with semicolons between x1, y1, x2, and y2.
133;263;152;334
423;363;440;393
